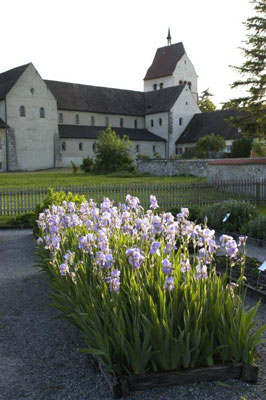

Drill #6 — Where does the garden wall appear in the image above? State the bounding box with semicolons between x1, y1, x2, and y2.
207;158;266;182
136;159;209;177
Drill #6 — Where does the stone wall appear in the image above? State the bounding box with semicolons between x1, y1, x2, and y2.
207;158;266;182
136;159;209;177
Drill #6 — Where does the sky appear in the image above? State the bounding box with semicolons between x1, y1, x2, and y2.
1;0;254;108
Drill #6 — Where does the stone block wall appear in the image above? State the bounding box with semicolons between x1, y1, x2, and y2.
136;159;209;177
207;158;266;182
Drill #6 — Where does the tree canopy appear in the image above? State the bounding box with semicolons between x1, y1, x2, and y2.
94;127;135;172
229;0;266;138
198;89;216;113
195;133;226;158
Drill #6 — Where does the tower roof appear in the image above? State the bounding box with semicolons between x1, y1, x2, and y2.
144;42;185;81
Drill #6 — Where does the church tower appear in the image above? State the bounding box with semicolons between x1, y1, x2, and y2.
143;32;198;102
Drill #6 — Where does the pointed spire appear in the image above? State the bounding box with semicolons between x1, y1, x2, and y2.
167;28;172;46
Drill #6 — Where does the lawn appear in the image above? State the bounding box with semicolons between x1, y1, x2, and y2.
0;168;203;189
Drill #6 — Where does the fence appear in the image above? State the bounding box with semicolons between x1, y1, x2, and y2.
0;179;266;216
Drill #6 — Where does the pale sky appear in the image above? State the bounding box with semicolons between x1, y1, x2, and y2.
1;0;254;108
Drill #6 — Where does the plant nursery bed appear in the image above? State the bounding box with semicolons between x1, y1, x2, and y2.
98;362;258;398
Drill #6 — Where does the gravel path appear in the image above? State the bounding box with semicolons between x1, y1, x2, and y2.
0;229;266;400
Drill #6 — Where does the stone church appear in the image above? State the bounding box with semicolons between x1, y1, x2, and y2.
0;33;238;171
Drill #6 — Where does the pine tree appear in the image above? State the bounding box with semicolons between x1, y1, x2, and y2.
229;0;266;138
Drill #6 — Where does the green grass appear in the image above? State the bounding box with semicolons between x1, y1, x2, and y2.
0;168;203;189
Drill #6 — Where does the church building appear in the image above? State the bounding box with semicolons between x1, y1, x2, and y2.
0;32;237;172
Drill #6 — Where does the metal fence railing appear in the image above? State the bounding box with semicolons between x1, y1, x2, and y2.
0;179;266;216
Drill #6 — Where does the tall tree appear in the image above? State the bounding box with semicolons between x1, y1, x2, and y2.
195;133;226;158
229;0;266;138
198;89;216;113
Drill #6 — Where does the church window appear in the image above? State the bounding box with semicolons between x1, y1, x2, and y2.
184;60;187;64
153;145;156;153
75;114;79;125
179;80;183;85
91;116;95;126
150;119;154;127
226;145;232;152
93;143;96;153
20;105;25;117
136;144;140;153
188;82;192;90
0;137;2;149
186;101;188;106
159;118;162;126
30;88;35;95
79;142;83;151
120;118;124;128
59;113;63;123
179;117;183;126
40;107;45;118
134;119;138;128
153;84;157;91
159;83;163;90
105;117;109;127
62;142;66;151
0;162;2;170
184;81;187;85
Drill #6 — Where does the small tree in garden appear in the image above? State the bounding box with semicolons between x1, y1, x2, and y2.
94;127;135;172
80;156;94;173
195;133;226;158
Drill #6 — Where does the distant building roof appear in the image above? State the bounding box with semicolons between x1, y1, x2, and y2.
176;110;245;145
144;42;185;81
46;79;184;116
0;118;8;128
0;63;30;100
59;125;166;142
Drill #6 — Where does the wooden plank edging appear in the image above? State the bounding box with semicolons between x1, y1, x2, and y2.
98;362;258;398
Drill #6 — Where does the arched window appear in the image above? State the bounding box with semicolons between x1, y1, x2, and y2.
93;143;96;153
0;137;2;149
120;118;124;128
153;145;156;153
75;114;79;125
188;82;192;90
179;80;183;85
59;113;63;123
40;107;45;118
153;84;157;91
79;142;83;151
179;117;183;126
62;142;66;151
136;144;140;153
159;83;163;90
184;81;187;85
150;119;154;128
91;116;95;126
159;118;162;126
134;119;138;128
20;105;25;117
105;117;109;127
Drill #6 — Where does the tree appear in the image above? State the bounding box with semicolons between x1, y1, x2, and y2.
195;133;226;158
230;136;252;158
94;127;135;172
198;89;216;113
229;0;266;138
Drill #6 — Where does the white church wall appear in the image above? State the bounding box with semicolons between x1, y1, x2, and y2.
144;112;169;141
144;76;174;92
169;87;200;157
59;138;166;168
6;64;58;171
172;54;198;101
0;128;6;171
58;110;145;130
0;101;6;121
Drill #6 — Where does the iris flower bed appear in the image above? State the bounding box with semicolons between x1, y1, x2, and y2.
36;194;265;379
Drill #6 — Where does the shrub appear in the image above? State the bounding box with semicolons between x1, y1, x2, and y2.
241;215;266;240
137;153;152;160
230;136;252;158
80;157;94;173
201;200;258;233
71;160;79;174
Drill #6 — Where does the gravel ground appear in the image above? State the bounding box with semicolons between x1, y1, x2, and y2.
0;229;266;400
